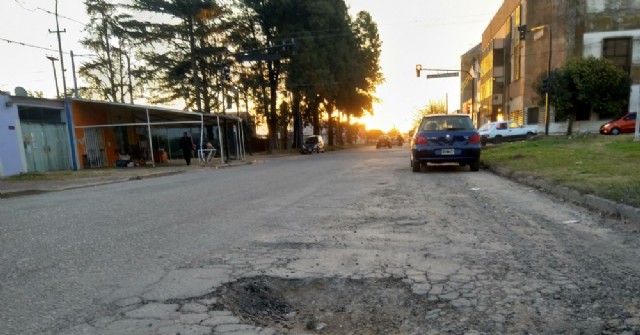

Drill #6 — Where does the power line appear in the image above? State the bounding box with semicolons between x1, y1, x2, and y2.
0;37;97;59
0;37;60;53
37;7;86;26
11;0;87;26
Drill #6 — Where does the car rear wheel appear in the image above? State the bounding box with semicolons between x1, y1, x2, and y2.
611;128;620;135
525;132;535;141
494;135;502;144
412;160;420;172
470;159;480;172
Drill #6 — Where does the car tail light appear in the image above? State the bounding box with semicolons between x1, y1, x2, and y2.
414;135;428;145
468;133;481;144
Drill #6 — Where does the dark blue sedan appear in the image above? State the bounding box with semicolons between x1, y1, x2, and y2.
410;114;482;172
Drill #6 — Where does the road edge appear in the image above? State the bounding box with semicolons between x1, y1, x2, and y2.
484;165;640;225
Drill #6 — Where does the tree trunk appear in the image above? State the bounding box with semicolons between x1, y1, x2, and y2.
188;16;202;113
346;114;352;144
327;105;335;146
566;111;576;136
336;112;343;145
312;97;320;136
267;60;280;153
292;91;302;149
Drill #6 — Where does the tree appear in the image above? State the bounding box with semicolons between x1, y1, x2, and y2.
80;0;139;103
27;90;45;98
234;0;380;150
535;56;631;135
411;99;447;130
123;0;229;113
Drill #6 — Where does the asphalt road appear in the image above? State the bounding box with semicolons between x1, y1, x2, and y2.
1;146;639;334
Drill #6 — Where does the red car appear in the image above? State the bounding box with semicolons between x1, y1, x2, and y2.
600;112;637;135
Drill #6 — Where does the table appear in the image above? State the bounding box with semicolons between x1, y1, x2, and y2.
198;148;216;165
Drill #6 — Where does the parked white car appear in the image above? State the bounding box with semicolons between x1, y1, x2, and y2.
478;120;538;146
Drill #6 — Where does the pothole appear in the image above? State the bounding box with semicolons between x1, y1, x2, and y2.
213;276;437;334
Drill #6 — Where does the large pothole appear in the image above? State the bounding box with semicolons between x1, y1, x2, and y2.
212;276;438;334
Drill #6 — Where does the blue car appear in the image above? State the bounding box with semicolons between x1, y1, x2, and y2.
410;114;482;172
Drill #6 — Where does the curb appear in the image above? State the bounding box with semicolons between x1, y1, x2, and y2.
0;161;259;199
485;165;640;225
0;171;186;199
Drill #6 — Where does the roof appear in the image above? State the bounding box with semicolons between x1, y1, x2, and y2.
70;98;242;129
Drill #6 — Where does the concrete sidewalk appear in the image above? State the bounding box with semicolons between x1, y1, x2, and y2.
0;158;255;198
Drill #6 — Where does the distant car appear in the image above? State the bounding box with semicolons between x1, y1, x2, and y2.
478;120;537;146
410;114;481;172
599;112;637;135
376;135;392;149
301;135;325;154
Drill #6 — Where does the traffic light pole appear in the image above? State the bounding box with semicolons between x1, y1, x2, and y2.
415;65;476;120
526;24;552;135
544;26;552;135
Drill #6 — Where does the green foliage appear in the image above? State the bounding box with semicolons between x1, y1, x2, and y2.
120;0;230;112
80;0;139;103
234;0;382;148
481;136;640;208
535;56;631;126
77;0;382;147
27;90;44;98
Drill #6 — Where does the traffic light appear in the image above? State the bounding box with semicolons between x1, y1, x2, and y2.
222;66;231;81
518;25;527;40
542;77;549;93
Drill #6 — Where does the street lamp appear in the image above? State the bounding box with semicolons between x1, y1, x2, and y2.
46;56;60;98
528;24;552;135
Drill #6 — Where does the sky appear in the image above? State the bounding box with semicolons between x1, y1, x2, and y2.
0;0;504;132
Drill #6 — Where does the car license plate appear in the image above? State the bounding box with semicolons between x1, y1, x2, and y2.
441;148;455;155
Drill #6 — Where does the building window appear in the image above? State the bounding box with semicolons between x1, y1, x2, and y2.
513;45;521;80
526;107;539;124
603;37;631;74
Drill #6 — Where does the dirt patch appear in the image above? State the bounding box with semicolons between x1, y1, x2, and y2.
213;276;436;334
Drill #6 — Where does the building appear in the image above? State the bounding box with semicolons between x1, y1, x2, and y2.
466;0;640;132
1;91;245;177
460;43;482;125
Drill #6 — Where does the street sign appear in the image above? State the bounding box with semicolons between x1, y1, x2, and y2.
533;29;545;41
235;53;281;62
426;72;459;79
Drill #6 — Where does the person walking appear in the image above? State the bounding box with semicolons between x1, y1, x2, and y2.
179;132;195;166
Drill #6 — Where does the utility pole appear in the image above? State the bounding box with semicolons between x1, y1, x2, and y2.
49;0;68;97
70;51;79;98
525;24;552;135
46;56;60;97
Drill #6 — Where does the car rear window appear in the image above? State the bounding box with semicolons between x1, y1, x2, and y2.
421;116;474;131
305;137;318;144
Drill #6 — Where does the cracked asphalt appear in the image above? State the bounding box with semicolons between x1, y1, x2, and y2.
1;146;639;335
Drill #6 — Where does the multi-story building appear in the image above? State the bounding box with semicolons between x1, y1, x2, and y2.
464;0;640;133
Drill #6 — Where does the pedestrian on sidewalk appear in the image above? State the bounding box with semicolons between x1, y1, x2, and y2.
179;132;195;166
